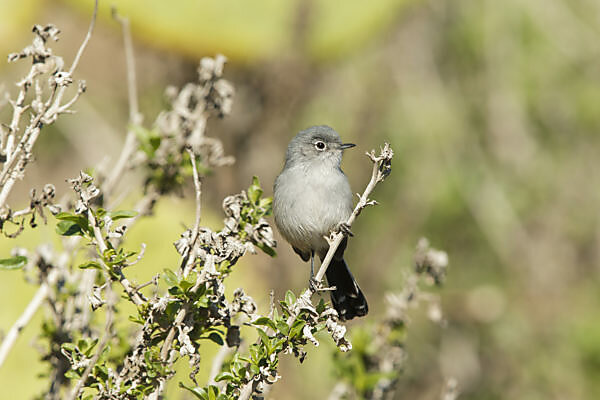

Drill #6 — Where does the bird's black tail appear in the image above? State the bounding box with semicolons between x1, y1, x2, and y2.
325;258;368;321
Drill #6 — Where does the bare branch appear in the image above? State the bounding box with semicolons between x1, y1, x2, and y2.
68;0;97;76
0;270;58;368
112;8;141;125
103;9;142;201
207;346;234;386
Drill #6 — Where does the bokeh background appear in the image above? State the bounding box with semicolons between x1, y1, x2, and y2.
1;0;600;398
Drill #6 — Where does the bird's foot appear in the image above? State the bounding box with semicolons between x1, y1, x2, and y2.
309;278;336;293
335;222;354;237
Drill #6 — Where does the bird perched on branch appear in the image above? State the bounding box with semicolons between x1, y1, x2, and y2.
273;125;368;321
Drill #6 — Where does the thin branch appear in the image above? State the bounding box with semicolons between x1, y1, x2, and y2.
159;148;203;362
55;82;87;115
0;270;58;368
153;149;206;395
313;148;387;284
103;8;142;201
45;0;97;115
0;118;44;207
160;304;190;361
88;208;146;306
187;147;203;256
207;345;234;386
68;0;97;76
67;276;115;400
112;9;140;124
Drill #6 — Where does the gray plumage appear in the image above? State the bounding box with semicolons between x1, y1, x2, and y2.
273;125;368;320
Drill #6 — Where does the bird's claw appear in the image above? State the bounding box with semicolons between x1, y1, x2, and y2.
309;278;336;293
336;222;354;237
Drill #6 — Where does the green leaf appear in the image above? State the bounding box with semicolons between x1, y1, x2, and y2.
56;220;84;236
133;125;162;158
249;345;260;363
55;212;90;232
0;256;27;270
214;372;233;382
61;343;77;353
258;197;272;209
207;332;224;346
196;296;209;308
163;269;179;286
249;363;260;375
109;210;138;220
81;338;99;356
253;317;276;331
316;298;326;314
128;314;145;325
55;212;83;222
285;290;296;305
168;286;183;296
256;328;271;353
247;176;263;204
289;319;306;338
272;337;286;352
78;260;102;270
64;369;81;379
276;320;290;336
256;242;276;257
179;382;207;400
257;327;270;342
207;385;218;400
180;279;194;292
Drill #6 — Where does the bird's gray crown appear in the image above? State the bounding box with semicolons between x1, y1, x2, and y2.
293;125;342;145
284;125;349;167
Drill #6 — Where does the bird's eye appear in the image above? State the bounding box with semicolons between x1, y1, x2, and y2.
314;141;326;151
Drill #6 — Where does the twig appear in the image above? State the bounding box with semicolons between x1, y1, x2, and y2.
68;0;97;76
67;275;115;400
88;208;146;306
0;111;49;207
187;147;203;255
159;304;190;361
0;269;59;368
111;9;140;125
104;8;142;201
157;147;205;362
43;0;96;118
207;345;235;386
158;148;203;361
134;274;158;291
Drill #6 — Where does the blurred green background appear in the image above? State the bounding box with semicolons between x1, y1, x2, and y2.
1;0;600;398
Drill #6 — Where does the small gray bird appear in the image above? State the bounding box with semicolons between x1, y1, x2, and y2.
273;125;368;321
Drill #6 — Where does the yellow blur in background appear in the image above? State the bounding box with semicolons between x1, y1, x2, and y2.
1;0;600;399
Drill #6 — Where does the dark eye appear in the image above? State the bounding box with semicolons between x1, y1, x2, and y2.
314;141;326;151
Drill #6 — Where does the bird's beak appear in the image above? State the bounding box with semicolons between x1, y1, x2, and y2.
340;143;356;150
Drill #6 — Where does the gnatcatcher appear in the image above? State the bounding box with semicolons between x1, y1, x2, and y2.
273;125;368;320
